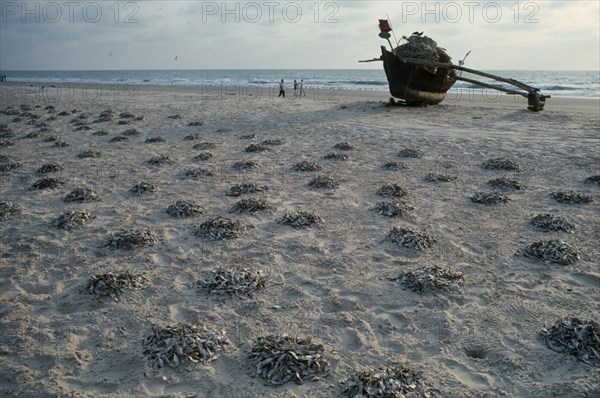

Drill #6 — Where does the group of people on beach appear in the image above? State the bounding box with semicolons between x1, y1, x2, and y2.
0;74;6;82
277;79;306;98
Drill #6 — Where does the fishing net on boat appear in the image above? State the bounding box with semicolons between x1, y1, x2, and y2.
394;34;452;74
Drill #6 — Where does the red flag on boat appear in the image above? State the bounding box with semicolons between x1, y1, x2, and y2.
379;19;392;32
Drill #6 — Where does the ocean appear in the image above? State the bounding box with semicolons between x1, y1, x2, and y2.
1;69;598;99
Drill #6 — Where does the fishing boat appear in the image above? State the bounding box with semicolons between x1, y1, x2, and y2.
380;45;456;105
361;20;549;111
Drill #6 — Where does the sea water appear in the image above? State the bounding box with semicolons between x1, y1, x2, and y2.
2;69;598;99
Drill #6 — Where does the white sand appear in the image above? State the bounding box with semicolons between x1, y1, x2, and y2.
0;83;599;397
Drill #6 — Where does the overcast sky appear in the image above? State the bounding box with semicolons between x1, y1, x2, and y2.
1;0;598;71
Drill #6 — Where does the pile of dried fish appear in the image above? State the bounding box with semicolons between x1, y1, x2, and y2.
226;183;269;196
0;140;14;147
130;182;158;196
122;128;140;136
38;163;63;174
76;112;92;120
0;201;23;220
74;123;92;132
387;226;435;250
0;156;21;172
262;139;283;146
93;130;109;136
194;216;242;240
293;161;322;172
584;175;600;185
94;116;111;124
0;124;11;134
110;136;128;142
83;271;147;300
1;107;20;114
199;267;266;297
424;173;457;182
194;152;214;161
184;133;201;140
249;335;330;385
230;198;272;214
105;228;159;250
1;108;19;115
148;155;173;166
233;160;260;170
340;366;431;398
245;143;270;152
519;239;579;265
397;147;423;158
532;213;575;233
309;175;340;189
30;177;65;190
240;133;257;139
53;210;95;230
540;316;600;367
279;210;323;227
24;132;42;139
324;152;349;160
167;114;181;120
378;183;408;198
119;111;135;119
54;140;69;147
381;161;408;171
470;191;510;205
487;177;522;190
143;323;229;368
94;109;113;123
550;191;593;204
188;121;204;126
145;137;166;143
78;150;101;158
0;154;16;163
373;201;414;217
74;125;91;132
166;200;205;218
390;266;463;294
334;141;355;151
64;187;99;202
194;142;217;150
185;167;213;178
481;157;520;171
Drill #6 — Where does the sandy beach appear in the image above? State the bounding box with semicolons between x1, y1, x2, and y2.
0;82;598;397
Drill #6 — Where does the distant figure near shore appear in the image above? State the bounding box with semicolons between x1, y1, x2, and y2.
0;74;6;82
300;79;306;96
293;79;298;96
278;79;285;98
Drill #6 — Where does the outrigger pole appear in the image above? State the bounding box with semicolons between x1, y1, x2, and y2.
394;56;550;111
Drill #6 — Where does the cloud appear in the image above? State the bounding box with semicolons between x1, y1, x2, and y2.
0;0;598;70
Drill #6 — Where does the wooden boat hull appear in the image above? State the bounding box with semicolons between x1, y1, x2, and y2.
381;46;456;105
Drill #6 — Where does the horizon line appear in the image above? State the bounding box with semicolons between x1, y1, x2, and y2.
2;68;598;73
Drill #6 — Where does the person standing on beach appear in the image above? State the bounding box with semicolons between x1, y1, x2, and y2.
300;79;306;96
278;79;285;98
293;80;298;96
